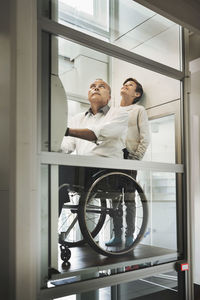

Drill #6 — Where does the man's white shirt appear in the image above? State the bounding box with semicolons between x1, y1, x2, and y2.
61;105;128;158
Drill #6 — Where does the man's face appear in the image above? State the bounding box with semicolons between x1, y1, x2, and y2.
120;80;139;101
88;80;111;107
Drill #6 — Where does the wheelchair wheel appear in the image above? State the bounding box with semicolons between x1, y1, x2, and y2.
59;184;106;247
78;172;148;257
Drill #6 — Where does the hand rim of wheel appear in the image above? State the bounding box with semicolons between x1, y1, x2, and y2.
78;171;148;257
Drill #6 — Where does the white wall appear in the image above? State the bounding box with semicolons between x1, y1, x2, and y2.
60;54;108;100
133;24;180;70
145;115;175;163
189;58;200;285
58;38;108;100
111;58;180;108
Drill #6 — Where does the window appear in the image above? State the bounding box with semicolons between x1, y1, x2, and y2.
39;1;186;298
60;0;94;15
58;0;109;36
48;0;182;69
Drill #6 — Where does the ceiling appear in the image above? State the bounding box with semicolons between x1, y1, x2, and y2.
134;0;200;34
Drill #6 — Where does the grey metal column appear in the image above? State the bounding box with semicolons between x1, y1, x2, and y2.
111;269;118;300
182;28;194;300
76;273;99;300
111;267;125;300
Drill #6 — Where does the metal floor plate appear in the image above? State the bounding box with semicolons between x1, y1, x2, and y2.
50;244;178;281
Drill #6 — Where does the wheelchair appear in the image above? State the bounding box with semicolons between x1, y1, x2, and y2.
58;170;148;261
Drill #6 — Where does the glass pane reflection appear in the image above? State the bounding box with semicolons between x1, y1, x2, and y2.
53;271;179;300
116;271;179;300
144;115;175;163
48;0;181;70
43;165;179;283
41;33;180;156
138;171;177;251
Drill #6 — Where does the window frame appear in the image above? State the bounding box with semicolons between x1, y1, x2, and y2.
37;3;191;299
58;0;110;38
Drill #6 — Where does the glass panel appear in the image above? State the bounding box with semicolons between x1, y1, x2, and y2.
52;286;112;300
40;164;181;287
47;0;182;70
113;271;179;300
52;272;180;300
41;33;180;164
58;0;109;33
138;171;177;251
144;115;176;163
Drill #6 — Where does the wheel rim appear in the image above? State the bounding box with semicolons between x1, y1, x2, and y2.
79;172;148;256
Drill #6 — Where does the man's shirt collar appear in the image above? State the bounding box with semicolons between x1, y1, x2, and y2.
85;104;110;116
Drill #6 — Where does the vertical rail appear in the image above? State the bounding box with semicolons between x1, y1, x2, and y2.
182;27;194;300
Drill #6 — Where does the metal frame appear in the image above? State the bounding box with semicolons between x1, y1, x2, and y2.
37;2;191;299
182;28;194;300
40;152;184;173
57;0;110;36
51;250;178;281
38;262;175;299
59;11;110;39
38;17;184;80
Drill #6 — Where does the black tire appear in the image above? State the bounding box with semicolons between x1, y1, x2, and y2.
78;172;148;257
59;184;106;247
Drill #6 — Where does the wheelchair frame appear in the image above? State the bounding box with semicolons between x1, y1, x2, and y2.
58;171;148;261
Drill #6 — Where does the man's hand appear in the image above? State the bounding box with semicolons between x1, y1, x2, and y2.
65;127;97;142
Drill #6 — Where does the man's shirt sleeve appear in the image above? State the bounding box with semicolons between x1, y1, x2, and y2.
61;117;76;154
90;108;128;141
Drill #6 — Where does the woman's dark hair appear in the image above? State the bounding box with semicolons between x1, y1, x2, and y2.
123;77;143;103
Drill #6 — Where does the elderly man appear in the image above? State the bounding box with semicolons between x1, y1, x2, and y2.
59;79;128;215
61;78;128;158
106;77;150;247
